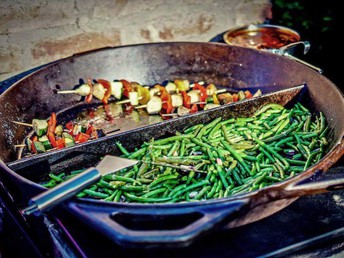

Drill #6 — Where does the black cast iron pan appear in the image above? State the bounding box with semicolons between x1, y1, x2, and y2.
0;42;344;248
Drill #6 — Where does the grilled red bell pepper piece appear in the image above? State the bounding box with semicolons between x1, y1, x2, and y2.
48;112;57;133
193;83;207;108
65;121;74;132
190;103;198;113
85;124;94;135
244;90;253;99
181;91;191;109
48;131;57;148
156;85;173;114
232;93;239;102
75;132;90;143
56;138;65;149
31;136;38;153
120;79;132;98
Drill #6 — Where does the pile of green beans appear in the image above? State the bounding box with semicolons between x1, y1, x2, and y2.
43;102;330;203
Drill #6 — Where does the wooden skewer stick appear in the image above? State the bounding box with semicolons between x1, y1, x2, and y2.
15;144;26;148
13;121;33;127
115;96;143;105
216;89;227;94
161;113;178;117
57;90;77;94
135;104;147;109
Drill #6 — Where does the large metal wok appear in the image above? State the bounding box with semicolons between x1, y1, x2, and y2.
0;42;344;248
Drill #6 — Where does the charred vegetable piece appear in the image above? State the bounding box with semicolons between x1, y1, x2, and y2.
92;83;107;101
110;81;123;99
203;103;220;110
56;138;65;149
253;89;262;97
48;112;57;133
129;91;140;106
48;131;57;148
171;94;183;108
25;138;32;152
174;79;190;92
54;125;63;136
146;96;162;114
98;79;112;104
39;135;52;150
217;93;233;104
136;85;150;105
164;81;177;93
177;106;190;116
75;132;90;143
238;90;246;100
33;141;45;153
62;132;75;147
76;84;91;96
32;119;48;137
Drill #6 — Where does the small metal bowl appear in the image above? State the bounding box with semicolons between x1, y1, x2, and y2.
223;24;301;50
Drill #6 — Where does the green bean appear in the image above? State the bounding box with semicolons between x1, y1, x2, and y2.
190;137;213;149
137;178;153;184
104;191;117;202
152;135;193;145
168;184;187;197
195;185;212;200
119;185;145;192
48;173;65;182
152;144;173;150
253;136;289;170
215;164;229;188
128;147;147;159
184;124;203;134
43;180;57;188
141;187;167;198
200;117;223;136
116;141;130;156
171;180;209;198
304;150;322;170
167;140;180;156
232;168;243;185
208;122;223;139
105;175;142;185
70;169;85;175
123;192;172;203
114;190;123;202
83;189;109;199
149;174;179;189
222;142;251;174
206;180;219;199
253;103;284;117
284;158;306;165
289;166;305;172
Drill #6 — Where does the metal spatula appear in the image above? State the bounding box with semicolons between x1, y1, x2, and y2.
21;155;138;216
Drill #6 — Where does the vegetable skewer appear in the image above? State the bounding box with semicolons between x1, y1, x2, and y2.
19;78;262;155
14;112;105;155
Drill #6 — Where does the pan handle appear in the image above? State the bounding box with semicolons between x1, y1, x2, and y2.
67;198;248;248
283;172;344;198
21;167;100;216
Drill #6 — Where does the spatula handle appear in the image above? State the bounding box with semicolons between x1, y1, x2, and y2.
21;167;100;216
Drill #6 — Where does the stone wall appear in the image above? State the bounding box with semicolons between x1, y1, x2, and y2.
0;0;271;81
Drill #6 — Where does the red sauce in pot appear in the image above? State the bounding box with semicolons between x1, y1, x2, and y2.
224;25;300;50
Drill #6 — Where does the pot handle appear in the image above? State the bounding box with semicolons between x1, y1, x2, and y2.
67;198;248;247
